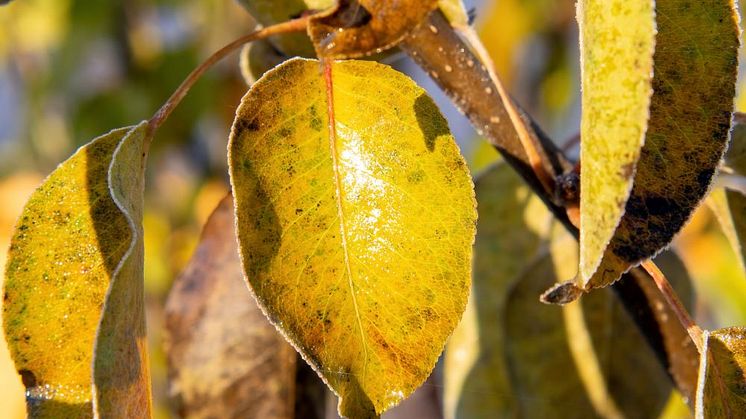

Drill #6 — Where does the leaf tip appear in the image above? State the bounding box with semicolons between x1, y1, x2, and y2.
540;279;583;305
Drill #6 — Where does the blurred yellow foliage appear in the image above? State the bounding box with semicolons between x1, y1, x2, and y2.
0;0;71;58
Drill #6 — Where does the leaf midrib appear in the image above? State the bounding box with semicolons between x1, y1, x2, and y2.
323;62;370;382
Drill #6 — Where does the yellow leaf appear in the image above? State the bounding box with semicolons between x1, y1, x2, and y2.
582;0;740;289
444;162;550;419
308;0;438;59
577;0;656;286
695;327;746;418
438;0;469;28
3;123;152;418
165;194;297;419
228;58;476;418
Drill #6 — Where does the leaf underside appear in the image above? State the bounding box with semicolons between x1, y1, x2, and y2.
308;0;439;59
3;123;151;418
583;0;740;289
229;58;476;418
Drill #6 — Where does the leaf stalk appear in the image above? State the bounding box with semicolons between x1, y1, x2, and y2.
147;16;310;138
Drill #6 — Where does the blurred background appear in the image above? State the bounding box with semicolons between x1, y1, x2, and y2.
1;0;745;417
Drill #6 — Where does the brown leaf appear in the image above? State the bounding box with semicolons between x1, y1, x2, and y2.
308;0;438;58
164;194;297;419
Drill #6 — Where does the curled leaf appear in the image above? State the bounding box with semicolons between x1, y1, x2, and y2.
3;123;152;418
308;0;438;58
165;194;297;418
577;0;656;287
695;327;746;418
582;0;740;289
228;58;476;417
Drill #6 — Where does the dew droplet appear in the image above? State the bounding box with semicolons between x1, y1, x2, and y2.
444;65;453;73
485;87;493;95
429;25;439;34
490;116;501;124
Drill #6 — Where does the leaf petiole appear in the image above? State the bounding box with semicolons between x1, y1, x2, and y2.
147;16;311;138
641;260;704;354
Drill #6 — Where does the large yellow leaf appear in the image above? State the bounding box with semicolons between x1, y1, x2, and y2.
3;123;152;418
582;0;740;289
308;0;438;58
444;162;550;419
695;327;746;418
577;0;656;286
165;194;297;419
236;0;335;57
228;58;476;418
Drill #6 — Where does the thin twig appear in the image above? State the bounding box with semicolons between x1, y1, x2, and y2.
641;260;705;354
147;16;310;138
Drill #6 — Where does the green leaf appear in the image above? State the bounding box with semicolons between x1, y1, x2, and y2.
581;0;740;289
308;0;439;58
695;327;746;418
444;162;550;418
236;0;335;57
3;122;152;418
577;0;656;287
228;58;476;418
165;194;297;419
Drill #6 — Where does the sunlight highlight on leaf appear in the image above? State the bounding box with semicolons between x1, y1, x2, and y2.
3;122;152;418
229;58;476;418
